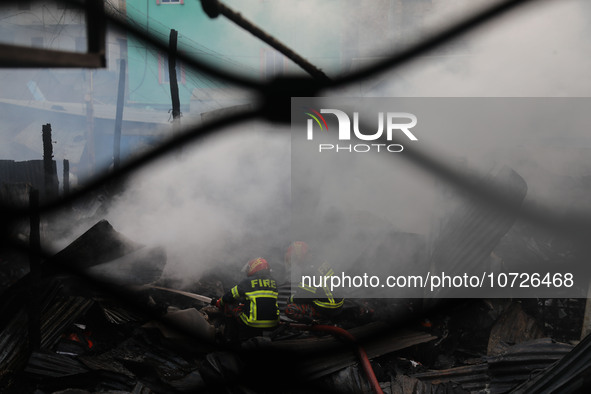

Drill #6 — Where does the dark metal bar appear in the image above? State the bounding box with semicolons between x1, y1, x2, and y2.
168;29;181;130
63;159;70;195
28;187;41;351
0;44;104;68
103;2;262;90
208;0;331;82
113;60;127;170
42;124;57;201
85;0;106;66
86;71;95;177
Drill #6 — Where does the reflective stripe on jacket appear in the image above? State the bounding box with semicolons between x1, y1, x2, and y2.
222;273;279;328
291;261;344;311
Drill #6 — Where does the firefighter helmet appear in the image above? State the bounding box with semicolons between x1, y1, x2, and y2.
285;241;309;267
246;257;270;276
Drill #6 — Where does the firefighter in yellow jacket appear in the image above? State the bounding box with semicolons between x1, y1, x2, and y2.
284;241;344;322
215;257;279;339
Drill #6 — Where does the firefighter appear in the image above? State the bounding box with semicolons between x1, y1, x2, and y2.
284;241;344;322
284;241;308;277
215;257;280;340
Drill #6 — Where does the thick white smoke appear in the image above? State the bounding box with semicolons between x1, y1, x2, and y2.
368;0;591;97
6;0;590;295
102;123;292;286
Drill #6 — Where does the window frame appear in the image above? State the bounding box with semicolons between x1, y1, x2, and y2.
156;0;184;5
158;51;186;85
260;48;287;80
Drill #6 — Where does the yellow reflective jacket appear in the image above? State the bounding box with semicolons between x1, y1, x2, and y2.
221;272;280;328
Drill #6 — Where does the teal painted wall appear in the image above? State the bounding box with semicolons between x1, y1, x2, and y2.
126;0;344;108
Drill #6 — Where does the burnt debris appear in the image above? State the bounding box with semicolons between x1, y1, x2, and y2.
0;216;590;393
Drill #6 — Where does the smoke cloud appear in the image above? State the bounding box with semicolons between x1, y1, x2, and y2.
365;0;591;97
3;0;591;296
101;123;292;287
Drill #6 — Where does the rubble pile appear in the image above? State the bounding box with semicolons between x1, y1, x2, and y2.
0;218;589;393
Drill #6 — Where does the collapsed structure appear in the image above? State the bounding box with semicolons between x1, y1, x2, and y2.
2;1;591;393
0;168;589;393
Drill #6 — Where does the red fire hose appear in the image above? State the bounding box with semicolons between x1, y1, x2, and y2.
288;323;384;394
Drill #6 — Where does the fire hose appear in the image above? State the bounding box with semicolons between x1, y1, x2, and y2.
287;323;384;394
138;286;383;392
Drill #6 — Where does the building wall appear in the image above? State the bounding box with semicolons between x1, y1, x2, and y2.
0;0;126;71
125;0;344;110
0;1;86;52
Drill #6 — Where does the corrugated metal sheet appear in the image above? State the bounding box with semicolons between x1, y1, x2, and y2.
24;350;89;378
510;333;591;393
98;300;146;325
0;309;30;379
0;159;57;201
40;296;94;349
412;338;572;393
488;338;573;393
412;364;489;392
131;381;155;394
0;181;30;208
77;353;135;378
276;281;291;314
272;324;436;381
0;280;94;383
429;167;527;297
49;220;144;270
